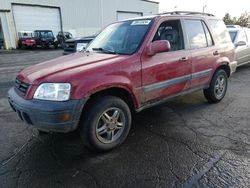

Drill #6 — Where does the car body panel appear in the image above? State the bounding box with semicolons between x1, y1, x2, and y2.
9;13;235;132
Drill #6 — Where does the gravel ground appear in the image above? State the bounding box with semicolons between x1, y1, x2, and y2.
0;50;250;188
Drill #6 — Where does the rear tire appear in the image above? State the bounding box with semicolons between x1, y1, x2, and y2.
203;69;228;103
79;96;132;151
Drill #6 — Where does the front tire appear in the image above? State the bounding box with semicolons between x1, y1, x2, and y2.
204;69;228;103
80;96;132;151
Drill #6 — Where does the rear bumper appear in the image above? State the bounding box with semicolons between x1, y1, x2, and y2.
229;61;237;74
8;87;87;133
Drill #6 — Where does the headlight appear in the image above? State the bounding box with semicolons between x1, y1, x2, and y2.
34;83;71;101
76;43;87;51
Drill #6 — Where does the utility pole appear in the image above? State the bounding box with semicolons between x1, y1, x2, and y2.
100;0;104;27
203;5;207;13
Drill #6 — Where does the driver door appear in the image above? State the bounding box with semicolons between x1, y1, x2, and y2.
141;19;192;103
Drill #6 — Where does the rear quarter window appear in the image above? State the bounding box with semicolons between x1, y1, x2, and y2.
208;19;232;44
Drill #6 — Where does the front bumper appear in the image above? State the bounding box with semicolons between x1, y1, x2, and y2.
63;50;74;55
8;87;87;133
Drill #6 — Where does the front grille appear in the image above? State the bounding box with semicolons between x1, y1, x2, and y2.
14;79;29;95
64;41;75;52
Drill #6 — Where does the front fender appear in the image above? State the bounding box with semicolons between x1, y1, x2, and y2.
72;75;141;108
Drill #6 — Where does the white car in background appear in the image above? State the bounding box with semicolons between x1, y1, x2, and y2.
227;26;250;67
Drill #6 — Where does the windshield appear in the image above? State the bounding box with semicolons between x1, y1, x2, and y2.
39;31;54;38
229;31;238;42
87;19;153;55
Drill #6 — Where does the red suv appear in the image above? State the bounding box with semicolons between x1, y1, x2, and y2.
8;11;236;151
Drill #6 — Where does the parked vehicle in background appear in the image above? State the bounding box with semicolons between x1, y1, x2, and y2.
9;11;236;152
63;35;95;55
56;31;73;48
228;26;250;66
33;30;58;49
17;31;36;48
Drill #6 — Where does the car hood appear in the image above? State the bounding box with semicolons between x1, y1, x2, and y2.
17;52;126;85
65;36;94;42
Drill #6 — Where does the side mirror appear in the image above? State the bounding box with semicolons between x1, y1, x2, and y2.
147;40;171;56
235;41;247;47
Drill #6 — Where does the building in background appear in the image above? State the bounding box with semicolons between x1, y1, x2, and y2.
0;0;159;49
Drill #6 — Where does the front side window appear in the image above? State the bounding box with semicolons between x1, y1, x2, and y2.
153;20;184;51
184;20;208;49
87;19;152;55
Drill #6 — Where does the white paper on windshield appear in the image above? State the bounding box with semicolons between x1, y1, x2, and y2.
131;20;151;26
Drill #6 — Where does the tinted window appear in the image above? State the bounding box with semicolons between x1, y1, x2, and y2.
237;30;247;42
153;20;184;51
202;22;213;46
185;20;207;49
229;31;238;42
208;19;231;44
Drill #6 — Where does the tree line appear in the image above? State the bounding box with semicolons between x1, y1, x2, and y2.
223;12;250;27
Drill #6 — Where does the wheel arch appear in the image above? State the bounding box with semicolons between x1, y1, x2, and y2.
214;55;233;77
215;62;231;78
82;86;139;116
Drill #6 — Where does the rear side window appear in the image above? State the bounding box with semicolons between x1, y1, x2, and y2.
184;20;211;49
202;22;213;47
208;19;232;44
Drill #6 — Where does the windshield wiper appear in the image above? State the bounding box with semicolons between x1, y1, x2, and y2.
92;47;117;54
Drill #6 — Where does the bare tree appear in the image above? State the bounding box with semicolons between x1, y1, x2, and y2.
236;12;250;27
223;13;234;25
223;12;250;27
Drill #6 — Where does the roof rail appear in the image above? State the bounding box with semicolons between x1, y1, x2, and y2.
159;11;215;17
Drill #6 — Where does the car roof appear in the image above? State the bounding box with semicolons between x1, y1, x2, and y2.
227;28;240;32
119;11;217;22
34;30;53;32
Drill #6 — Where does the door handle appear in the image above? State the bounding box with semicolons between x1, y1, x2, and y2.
179;57;189;62
213;51;219;56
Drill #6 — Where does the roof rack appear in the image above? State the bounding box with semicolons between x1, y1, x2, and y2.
159;11;215;17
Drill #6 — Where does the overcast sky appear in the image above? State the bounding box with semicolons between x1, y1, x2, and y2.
156;0;250;18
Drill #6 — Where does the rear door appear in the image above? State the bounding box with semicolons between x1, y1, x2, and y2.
141;19;192;103
183;19;218;88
